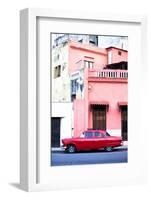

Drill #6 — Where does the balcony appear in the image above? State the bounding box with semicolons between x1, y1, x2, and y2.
88;69;128;79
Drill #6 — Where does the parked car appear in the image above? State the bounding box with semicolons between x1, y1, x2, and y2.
62;130;123;153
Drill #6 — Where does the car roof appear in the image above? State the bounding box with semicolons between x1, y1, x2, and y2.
85;130;106;133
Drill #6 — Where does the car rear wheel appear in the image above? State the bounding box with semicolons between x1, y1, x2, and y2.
66;145;76;153
105;146;113;152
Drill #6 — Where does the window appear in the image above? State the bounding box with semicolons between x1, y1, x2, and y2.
71;79;78;95
84;132;93;138
84;60;94;69
94;132;106;137
89;41;96;45
78;39;83;43
54;65;61;78
118;51;122;56
62;62;67;71
92;105;106;130
94;132;101;137
89;35;98;46
71;94;76;102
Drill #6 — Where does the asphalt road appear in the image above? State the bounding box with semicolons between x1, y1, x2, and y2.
51;149;128;166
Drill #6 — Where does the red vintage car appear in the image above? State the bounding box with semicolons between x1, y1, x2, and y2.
62;130;123;153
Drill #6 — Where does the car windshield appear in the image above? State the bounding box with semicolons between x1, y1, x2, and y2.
104;132;110;137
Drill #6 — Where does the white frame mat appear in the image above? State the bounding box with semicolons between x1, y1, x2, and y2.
20;8;147;191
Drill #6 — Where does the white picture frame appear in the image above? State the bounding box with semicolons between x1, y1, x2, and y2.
20;8;148;192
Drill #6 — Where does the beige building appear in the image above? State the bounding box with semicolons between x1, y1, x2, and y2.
52;44;71;102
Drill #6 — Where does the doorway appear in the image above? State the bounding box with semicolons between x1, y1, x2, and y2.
51;117;61;147
121;106;128;141
92;105;106;130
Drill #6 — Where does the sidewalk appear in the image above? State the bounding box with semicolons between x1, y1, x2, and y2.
51;147;64;152
115;145;128;150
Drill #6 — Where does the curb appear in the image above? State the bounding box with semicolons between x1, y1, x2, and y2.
51;146;128;152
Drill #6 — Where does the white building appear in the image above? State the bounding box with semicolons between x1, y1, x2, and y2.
51;103;73;147
51;43;73;147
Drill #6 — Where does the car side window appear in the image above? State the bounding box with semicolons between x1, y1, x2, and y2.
94;132;101;137
94;132;104;137
84;132;93;138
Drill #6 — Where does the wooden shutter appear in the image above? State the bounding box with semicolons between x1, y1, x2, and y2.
92;105;106;130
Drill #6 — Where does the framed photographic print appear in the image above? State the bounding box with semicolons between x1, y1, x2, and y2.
20;8;147;191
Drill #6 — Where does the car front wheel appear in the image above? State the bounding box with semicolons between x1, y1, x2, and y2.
66;145;76;153
105;146;113;152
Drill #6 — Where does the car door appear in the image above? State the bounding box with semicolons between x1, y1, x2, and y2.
93;132;106;149
82;131;95;150
102;132;114;147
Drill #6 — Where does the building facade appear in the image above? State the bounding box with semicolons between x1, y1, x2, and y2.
51;40;128;147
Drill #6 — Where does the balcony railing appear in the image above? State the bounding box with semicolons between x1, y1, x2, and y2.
88;69;128;79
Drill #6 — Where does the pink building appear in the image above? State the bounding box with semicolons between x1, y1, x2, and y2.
68;41;128;141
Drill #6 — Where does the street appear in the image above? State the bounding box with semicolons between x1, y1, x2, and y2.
51;148;128;166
